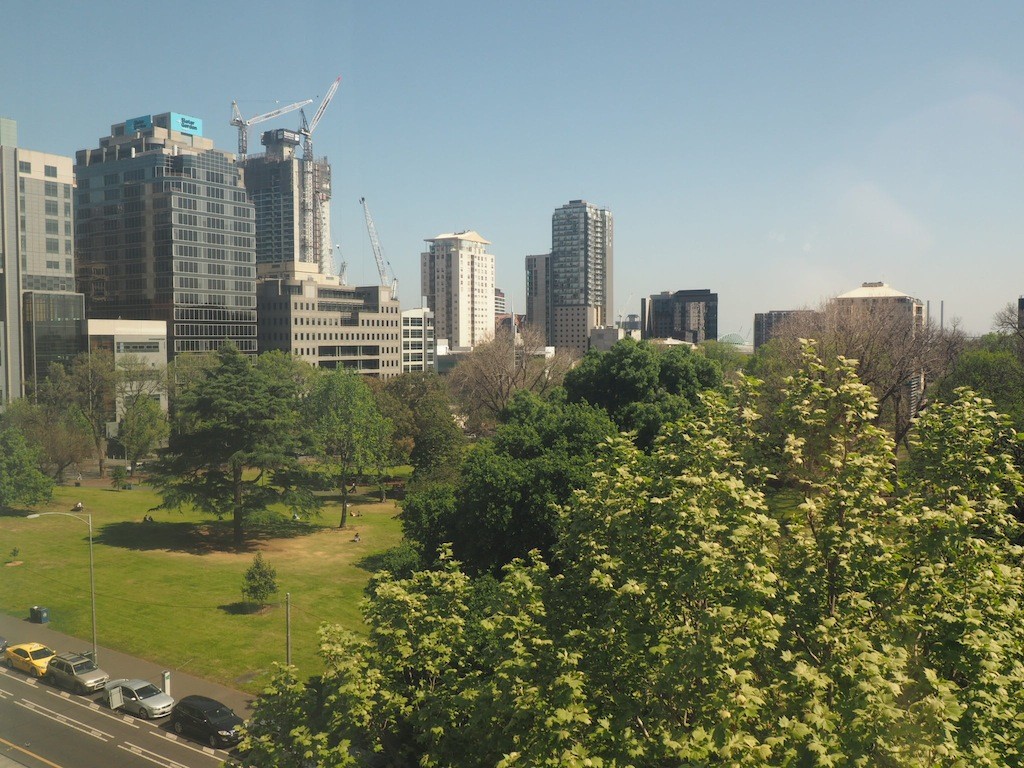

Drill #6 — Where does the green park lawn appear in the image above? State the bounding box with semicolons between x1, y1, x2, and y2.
0;479;404;693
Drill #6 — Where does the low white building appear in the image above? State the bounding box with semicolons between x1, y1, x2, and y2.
401;307;435;372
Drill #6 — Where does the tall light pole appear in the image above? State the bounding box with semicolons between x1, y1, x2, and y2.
27;512;97;663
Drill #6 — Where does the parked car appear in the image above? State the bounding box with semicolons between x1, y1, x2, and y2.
170;695;244;748
103;678;174;719
4;642;56;677
44;652;109;694
0;637;7;653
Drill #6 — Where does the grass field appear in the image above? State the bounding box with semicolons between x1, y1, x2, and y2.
0;479;404;693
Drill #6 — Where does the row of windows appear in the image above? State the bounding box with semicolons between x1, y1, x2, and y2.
174;324;257;337
175;292;255;307
17;161;58;177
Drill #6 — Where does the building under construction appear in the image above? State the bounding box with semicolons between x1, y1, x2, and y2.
242;127;331;277
237;79;402;377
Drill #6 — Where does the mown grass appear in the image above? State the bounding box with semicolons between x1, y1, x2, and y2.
0;479;404;693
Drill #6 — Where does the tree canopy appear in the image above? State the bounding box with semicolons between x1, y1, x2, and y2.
150;345;312;548
305;368;393;528
0;424;53;510
564;338;722;448
401;391;617;573
244;343;1024;767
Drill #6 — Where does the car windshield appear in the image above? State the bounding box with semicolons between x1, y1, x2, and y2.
72;661;97;674
208;706;236;723
29;648;54;661
136;684;163;698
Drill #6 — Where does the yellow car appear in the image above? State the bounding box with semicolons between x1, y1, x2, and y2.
4;642;56;677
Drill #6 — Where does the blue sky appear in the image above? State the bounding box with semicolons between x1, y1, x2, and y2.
4;1;1023;338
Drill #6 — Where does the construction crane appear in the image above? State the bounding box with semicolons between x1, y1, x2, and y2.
335;243;347;284
299;76;342;273
230;98;312;160
360;197;398;299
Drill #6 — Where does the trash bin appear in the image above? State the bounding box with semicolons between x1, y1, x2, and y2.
30;605;50;624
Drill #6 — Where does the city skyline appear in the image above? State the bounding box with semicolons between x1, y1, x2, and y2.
3;1;1023;339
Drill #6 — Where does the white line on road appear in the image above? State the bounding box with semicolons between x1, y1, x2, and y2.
119;741;192;768
15;699;112;741
43;688;140;728
149;729;225;761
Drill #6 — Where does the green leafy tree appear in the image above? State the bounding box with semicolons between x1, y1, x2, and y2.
402;391;617;573
151;345;311;548
936;344;1024;430
118;396;169;474
564;338;722;448
1;398;92;481
109;465;129;490
242;552;279;607
0;425;53;510
245;345;1024;767
305;368;392;528
37;351;118;477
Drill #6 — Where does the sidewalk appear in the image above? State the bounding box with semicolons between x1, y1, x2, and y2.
0;611;253;718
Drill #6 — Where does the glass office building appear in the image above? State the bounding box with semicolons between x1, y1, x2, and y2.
75;113;257;357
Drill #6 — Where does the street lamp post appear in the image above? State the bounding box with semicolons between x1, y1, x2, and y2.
27;511;97;663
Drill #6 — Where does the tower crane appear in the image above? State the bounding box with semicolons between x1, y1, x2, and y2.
299;76;342;273
359;197;398;299
230;98;313;160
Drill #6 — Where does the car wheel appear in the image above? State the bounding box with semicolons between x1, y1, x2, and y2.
209;735;218;748
76;682;87;695
139;709;150;720
173;720;183;734
32;668;42;678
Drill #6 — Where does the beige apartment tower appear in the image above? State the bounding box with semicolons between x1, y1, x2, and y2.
421;230;495;351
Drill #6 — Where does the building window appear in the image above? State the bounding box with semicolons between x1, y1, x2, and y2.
44;165;57;178
44;182;58;197
18;161;30;173
46;238;59;254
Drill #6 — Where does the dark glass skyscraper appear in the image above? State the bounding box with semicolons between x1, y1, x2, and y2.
75;113;257;356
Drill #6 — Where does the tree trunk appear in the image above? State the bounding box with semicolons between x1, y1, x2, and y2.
339;482;349;529
233;466;245;549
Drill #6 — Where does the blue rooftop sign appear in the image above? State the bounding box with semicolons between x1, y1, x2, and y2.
124;115;153;133
169;112;202;136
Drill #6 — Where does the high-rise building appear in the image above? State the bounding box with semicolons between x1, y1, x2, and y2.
241;127;331;277
421;230;495;350
549;200;613;354
835;282;924;328
753;309;813;349
524;252;550;342
74;112;257;357
0;118;85;403
401;307;435;372
642;289;718;343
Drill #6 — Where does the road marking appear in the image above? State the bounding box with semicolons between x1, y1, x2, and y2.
44;689;139;728
15;699;112;741
120;741;192;768
0;686;12;699
0;734;65;768
150;729;226;760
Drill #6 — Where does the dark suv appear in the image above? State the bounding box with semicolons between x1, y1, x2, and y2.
44;652;109;694
170;695;244;748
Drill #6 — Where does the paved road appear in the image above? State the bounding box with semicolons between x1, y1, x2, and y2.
0;612;254;768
